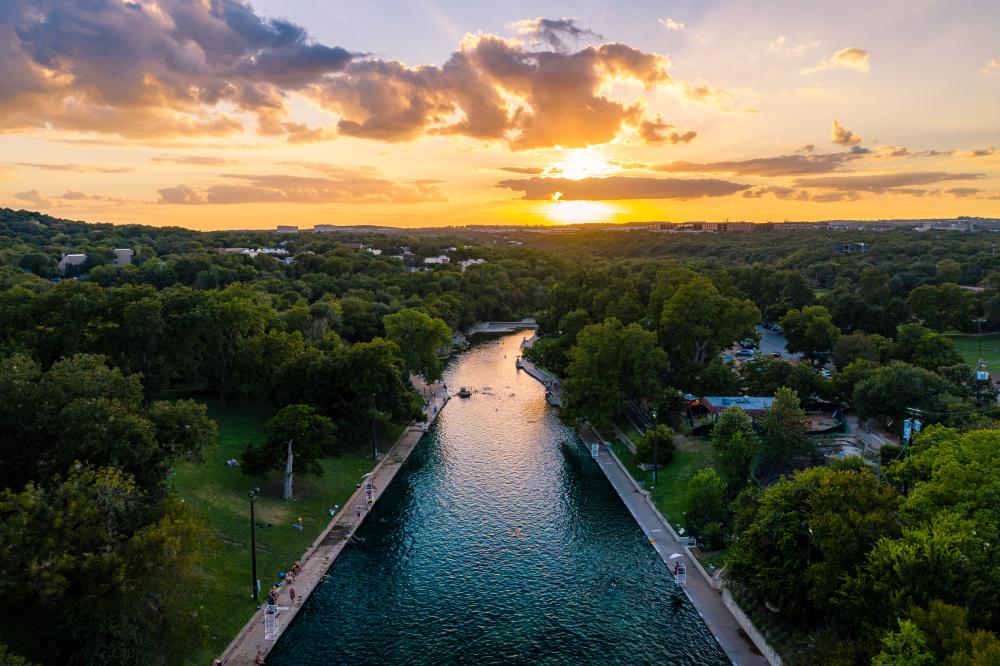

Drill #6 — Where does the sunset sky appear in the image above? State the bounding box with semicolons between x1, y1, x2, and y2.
1;0;999;229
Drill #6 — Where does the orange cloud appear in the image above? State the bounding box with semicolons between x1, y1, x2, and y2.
312;34;672;149
831;119;862;146
158;168;447;205
498;175;748;200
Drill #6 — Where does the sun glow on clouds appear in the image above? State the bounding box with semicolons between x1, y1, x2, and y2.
543;148;621;180
540;149;622;223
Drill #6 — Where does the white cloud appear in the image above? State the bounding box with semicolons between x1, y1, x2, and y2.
658;18;685;31
769;36;822;57
802;47;871;75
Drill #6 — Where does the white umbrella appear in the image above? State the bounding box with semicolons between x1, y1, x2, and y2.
669;553;684;559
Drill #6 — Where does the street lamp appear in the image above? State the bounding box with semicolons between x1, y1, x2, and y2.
651;407;658;486
248;487;261;602
974;317;987;362
371;393;377;461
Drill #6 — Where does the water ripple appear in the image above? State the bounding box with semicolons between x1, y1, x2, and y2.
267;334;727;665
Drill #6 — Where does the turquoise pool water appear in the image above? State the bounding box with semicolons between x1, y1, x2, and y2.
267;333;727;665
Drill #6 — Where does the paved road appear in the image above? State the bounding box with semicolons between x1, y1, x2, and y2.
754;324;801;361
579;425;768;666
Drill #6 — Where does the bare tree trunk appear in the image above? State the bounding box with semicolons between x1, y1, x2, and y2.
283;439;294;500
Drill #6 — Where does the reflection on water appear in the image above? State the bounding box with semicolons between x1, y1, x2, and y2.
268;333;727;665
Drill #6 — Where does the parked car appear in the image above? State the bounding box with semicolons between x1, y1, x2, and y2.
819;368;832;378
771;352;781;359
736;349;755;358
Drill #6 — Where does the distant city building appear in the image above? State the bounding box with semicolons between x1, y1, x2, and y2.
365;248;382;255
58;253;87;272
342;241;365;250
217;247;252;255
112;248;133;266
276;225;298;233
423;255;450;265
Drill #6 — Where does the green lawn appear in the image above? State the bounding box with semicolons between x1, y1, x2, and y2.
172;402;392;665
609;435;728;569
945;333;1000;370
609;435;715;527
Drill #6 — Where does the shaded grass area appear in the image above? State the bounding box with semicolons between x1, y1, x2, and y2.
945;333;1000;370
609;435;715;528
609;434;726;568
173;401;397;665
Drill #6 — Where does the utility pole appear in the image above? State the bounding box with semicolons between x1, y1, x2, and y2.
651;408;658;486
249;487;261;602
371;392;377;461
975;317;987;363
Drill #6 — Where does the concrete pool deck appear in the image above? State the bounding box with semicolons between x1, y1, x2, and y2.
218;380;448;665
579;423;769;666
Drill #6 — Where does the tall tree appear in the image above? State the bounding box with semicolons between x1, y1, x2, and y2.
148;399;217;461
0;466;210;665
660;276;759;367
241;404;336;499
781;305;841;367
562;319;667;427
383;308;452;380
758;386;811;461
711;406;760;492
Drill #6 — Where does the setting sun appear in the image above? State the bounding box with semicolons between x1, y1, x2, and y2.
543;148;622;181
543;199;620;224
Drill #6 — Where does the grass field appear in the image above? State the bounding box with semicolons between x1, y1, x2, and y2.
172;401;395;665
609;434;715;527
945;333;1000;370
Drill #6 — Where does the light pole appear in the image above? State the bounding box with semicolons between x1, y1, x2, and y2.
975;317;987;362
371;392;377;461
249;487;261;602
651;407;658;487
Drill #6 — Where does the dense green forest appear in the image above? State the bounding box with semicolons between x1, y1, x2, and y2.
4;206;1000;664
0;208;558;664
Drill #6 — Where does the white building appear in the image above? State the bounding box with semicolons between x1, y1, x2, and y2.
365;248;383;255
423;255;450;265
112;248;134;266
459;258;487;271
58;253;87;272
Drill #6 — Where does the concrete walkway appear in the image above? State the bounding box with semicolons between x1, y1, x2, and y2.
578;425;768;666
516;336;562;407
218;379;448;665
